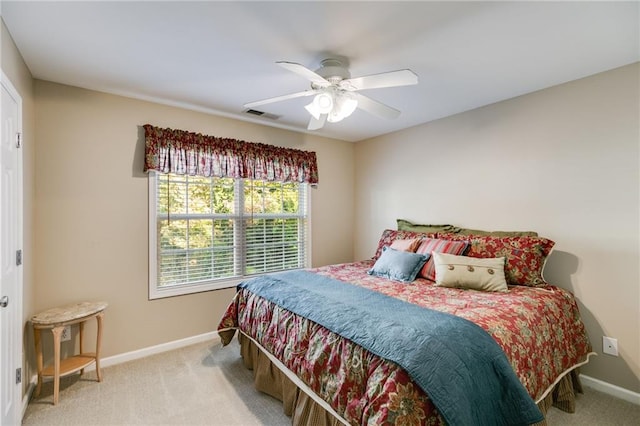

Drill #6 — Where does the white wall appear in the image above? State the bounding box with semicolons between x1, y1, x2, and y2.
32;80;355;363
354;63;640;393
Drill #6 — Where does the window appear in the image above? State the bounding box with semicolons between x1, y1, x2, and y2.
148;172;310;299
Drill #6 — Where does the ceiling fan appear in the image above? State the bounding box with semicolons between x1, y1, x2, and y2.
244;59;418;130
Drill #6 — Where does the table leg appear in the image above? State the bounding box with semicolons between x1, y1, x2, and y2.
51;326;63;405
79;321;85;375
95;312;104;382
34;327;43;397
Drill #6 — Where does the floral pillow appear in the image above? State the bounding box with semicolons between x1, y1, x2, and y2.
372;229;436;261
437;233;555;287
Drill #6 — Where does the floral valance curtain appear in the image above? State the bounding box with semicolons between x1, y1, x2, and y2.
143;124;319;185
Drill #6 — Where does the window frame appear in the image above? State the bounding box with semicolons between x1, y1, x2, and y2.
148;171;312;300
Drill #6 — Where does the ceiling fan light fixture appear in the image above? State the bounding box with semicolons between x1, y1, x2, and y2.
304;101;321;120
340;94;358;116
326;110;342;123
327;93;358;123
315;92;334;113
305;92;334;120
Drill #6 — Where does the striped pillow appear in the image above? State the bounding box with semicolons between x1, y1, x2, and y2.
372;229;436;261
416;237;469;281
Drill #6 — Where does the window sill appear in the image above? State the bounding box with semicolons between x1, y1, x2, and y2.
149;278;241;300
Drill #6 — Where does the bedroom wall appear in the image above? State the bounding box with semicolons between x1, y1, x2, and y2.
32;81;354;364
354;63;640;393
1;18;37;400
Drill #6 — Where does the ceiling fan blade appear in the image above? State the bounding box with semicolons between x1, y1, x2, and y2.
277;61;331;87
341;69;418;91
353;93;401;119
308;113;327;130
244;90;317;109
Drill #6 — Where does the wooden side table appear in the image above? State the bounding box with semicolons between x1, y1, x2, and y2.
31;301;108;405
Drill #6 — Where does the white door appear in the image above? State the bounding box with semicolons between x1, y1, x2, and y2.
0;72;23;426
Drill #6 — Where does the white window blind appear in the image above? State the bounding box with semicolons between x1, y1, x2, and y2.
149;172;309;299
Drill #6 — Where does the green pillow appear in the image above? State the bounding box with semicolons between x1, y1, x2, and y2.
455;228;538;237
396;219;458;234
397;219;538;237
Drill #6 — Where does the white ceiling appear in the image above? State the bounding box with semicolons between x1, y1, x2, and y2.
2;1;638;142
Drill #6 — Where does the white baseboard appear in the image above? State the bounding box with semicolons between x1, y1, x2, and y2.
580;374;640;405
87;330;220;371
21;380;36;420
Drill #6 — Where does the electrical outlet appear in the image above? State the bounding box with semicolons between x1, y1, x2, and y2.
61;325;71;342
602;336;618;356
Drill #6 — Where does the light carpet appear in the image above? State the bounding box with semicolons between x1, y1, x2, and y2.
22;340;639;425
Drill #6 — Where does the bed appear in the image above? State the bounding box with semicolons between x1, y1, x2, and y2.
217;226;594;425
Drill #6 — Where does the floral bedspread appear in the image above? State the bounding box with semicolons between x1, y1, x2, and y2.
218;261;592;425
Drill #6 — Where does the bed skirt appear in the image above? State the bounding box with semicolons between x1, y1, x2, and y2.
237;333;584;426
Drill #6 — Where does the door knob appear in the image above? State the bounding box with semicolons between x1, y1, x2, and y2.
0;296;8;308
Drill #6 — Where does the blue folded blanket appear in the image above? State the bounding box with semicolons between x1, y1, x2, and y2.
239;270;543;426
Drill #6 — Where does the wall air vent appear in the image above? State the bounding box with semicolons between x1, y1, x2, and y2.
244;109;281;120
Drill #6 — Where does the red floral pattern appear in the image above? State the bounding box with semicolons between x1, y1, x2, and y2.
143;124;319;184
218;261;592;425
372;229;436;261
438;233;555;287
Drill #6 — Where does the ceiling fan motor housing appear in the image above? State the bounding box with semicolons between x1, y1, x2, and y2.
314;59;351;86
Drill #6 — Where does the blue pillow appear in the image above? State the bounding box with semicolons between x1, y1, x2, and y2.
368;246;430;283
